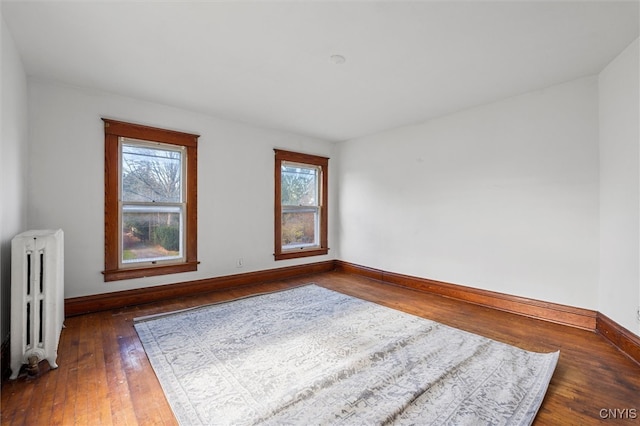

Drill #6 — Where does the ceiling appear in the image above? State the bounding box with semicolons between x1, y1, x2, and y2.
2;1;638;142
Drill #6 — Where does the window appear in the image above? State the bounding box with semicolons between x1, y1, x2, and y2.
274;149;329;260
103;119;199;281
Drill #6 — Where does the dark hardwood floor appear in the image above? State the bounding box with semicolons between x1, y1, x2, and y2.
2;271;639;425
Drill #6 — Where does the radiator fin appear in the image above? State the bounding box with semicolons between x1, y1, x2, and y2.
25;302;31;347
39;251;44;293
26;253;31;296
39;299;44;345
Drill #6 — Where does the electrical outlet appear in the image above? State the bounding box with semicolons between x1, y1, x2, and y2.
236;257;244;268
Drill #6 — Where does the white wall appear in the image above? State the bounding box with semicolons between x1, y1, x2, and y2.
598;38;640;335
338;77;600;309
1;14;29;343
27;79;337;299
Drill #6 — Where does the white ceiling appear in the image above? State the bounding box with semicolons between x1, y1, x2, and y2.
2;1;639;142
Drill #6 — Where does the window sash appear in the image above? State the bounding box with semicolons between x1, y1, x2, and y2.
281;161;321;208
121;139;185;203
281;205;320;250
120;203;185;266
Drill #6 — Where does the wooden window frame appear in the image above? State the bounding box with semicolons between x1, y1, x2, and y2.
103;119;199;281
274;149;329;260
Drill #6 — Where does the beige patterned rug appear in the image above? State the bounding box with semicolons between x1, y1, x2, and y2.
134;284;559;425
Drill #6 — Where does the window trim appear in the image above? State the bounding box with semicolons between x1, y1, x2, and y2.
103;119;199;281
274;149;329;260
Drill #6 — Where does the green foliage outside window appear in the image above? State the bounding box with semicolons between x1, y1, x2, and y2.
153;225;180;251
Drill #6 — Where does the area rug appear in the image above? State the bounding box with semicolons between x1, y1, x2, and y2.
133;284;559;425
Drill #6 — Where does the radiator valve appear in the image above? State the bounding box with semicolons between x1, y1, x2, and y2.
26;355;40;377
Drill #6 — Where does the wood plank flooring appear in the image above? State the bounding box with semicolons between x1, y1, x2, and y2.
2;271;639;425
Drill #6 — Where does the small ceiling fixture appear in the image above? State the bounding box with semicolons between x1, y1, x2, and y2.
330;54;346;65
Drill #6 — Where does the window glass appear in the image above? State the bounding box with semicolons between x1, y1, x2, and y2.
121;205;183;264
282;209;319;249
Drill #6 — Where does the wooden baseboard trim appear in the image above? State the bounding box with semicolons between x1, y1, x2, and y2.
65;260;335;316
335;260;598;331
596;313;640;366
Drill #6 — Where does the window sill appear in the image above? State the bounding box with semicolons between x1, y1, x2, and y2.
103;261;198;282
274;248;329;261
